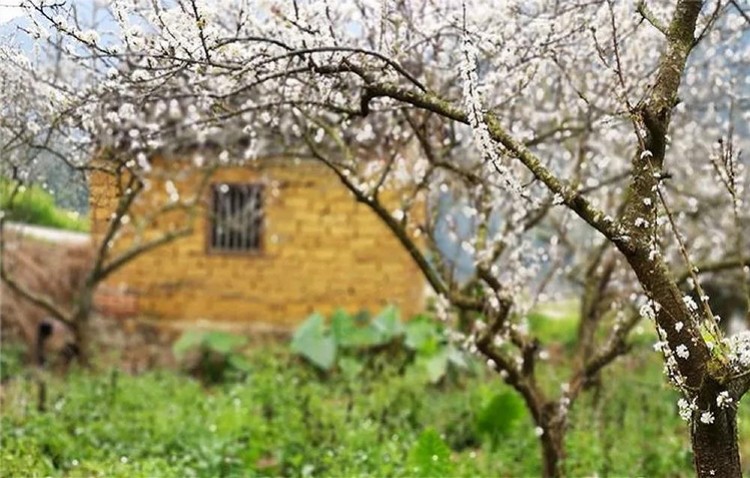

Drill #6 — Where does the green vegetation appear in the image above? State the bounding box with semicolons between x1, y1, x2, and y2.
173;330;252;383
2;307;747;477
290;307;467;383
1;179;89;232
3;340;746;477
0;342;26;382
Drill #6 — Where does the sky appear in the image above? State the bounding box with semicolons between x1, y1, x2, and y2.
0;1;23;24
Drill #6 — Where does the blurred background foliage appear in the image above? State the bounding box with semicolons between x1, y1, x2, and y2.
1;178;88;232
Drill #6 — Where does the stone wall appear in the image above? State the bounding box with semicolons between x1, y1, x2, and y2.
90;157;426;327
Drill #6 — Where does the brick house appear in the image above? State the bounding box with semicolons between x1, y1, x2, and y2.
89;156;426;328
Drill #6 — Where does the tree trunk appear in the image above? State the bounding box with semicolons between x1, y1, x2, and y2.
540;425;564;478
691;381;742;477
72;322;91;368
71;289;95;367
692;408;741;477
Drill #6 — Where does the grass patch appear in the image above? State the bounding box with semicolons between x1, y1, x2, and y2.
2;345;746;477
1;179;89;232
527;300;580;348
527;299;658;350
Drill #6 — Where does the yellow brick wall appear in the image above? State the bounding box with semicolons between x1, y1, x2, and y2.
90;157;426;326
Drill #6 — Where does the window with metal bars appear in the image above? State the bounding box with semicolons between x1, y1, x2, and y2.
209;183;264;253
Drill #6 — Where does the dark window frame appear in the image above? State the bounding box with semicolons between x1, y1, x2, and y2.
206;182;264;255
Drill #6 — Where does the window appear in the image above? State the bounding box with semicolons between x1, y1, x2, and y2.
209;183;264;252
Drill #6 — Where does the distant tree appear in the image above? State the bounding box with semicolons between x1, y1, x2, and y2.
8;0;750;475
0;43;212;363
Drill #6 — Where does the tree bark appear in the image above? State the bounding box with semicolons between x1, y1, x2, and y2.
623;253;745;475
71;289;94;368
71;320;91;368
540;424;564;478
691;379;742;477
692;408;741;477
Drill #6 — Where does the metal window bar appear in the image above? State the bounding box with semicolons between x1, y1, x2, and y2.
230;187;237;249
210;184;263;252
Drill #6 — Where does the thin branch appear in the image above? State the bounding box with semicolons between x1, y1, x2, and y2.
655;183;717;324
636;1;669;35
729;0;750;25
98;227;193;281
676;257;750;285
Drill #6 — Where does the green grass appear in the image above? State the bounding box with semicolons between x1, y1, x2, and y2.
527;300;580;348
528;300;659;351
1;179;89;232
3;344;747;477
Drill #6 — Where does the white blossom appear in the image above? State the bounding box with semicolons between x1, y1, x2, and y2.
79;29;100;44
675;344;690;360
678;398;695;422
726;331;750;370
700;411;715;425
682;296;699;312
716;391;733;409
639;303;656;321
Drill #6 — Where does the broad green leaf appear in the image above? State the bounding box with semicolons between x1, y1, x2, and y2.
445;345;468;368
291;313;337;370
292;313;327;344
407;428;454;477
405;319;440;352
371;305;403;340
424;351;449;384
343;325;385;348
203;331;247;354
298;335;336;370
227;353;252;373
330;309;356;344
172;330;205;358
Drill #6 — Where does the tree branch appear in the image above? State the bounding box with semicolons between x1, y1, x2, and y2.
637;1;670;36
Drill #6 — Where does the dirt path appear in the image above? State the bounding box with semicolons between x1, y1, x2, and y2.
4;222;90;246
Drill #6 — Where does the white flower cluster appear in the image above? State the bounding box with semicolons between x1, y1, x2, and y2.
459;39;520;194
165;180;180;203
716;391;733;409
677;397;721;426
639;303;656;321
558;393;572;419
677;398;696;421
726;331;750;370
653;325;687;389
700;411;715;425
434;294;451;323
682;295;699;312
634;217;650;228
675;344;690;360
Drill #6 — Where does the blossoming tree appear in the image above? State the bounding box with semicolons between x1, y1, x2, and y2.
0;40;214;364
7;0;750;475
